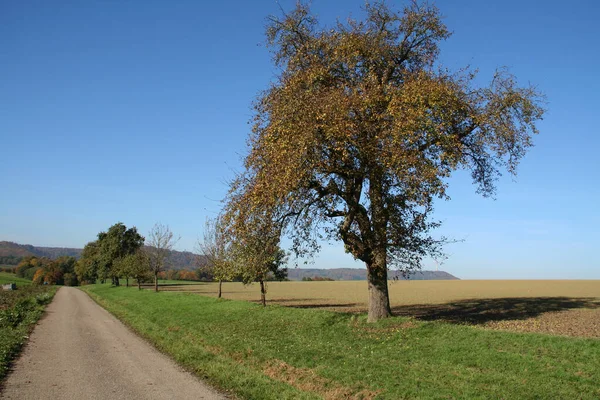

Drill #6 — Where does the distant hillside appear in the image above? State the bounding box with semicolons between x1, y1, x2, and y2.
0;241;206;269
160;249;207;270
0;241;82;264
0;242;457;279
287;268;458;281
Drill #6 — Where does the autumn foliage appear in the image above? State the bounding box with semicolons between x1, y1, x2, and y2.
226;1;545;321
23;256;79;286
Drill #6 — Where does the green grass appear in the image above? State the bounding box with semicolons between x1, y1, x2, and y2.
81;285;600;399
0;272;32;286
0;285;56;380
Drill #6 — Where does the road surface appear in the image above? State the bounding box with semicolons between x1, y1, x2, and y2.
1;287;226;400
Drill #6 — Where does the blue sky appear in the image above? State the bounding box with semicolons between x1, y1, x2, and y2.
1;0;598;279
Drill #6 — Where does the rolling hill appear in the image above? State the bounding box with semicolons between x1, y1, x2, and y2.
0;241;82;264
0;241;458;280
286;268;458;281
0;241;206;269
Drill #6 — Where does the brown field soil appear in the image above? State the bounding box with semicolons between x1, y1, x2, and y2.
160;280;600;338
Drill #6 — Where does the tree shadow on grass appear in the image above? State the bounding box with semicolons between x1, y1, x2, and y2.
276;300;361;309
392;297;600;325
139;283;209;288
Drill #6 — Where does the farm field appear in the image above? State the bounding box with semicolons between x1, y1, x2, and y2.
157;280;600;338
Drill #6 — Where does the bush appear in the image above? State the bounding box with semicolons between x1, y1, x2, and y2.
0;285;56;379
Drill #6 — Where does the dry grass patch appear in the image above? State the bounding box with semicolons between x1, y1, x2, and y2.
264;360;380;400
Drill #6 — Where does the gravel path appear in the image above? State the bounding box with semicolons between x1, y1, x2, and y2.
0;287;226;400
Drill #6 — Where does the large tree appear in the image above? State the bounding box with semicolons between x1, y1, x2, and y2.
146;223;179;292
76;241;100;284
227;2;545;321
75;224;144;285
99;223;145;286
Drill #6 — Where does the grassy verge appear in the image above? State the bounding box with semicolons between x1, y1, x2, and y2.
81;285;600;399
0;284;56;380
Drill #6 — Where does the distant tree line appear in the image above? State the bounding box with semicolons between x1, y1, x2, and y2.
16;256;79;286
157;269;209;282
301;276;334;282
0;255;22;265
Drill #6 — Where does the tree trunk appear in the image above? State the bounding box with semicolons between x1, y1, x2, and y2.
365;169;392;322
154;272;158;292
259;279;266;307
366;250;392;322
218;280;222;298
138;280;141;290
113;276;120;287
126;277;129;287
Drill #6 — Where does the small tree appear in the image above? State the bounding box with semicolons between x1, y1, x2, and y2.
114;257;131;287
224;210;288;307
116;250;151;290
198;217;235;298
146;223;179;292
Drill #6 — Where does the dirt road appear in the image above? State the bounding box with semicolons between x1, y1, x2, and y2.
0;287;226;400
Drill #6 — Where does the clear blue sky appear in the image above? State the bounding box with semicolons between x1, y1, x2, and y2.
1;0;598;279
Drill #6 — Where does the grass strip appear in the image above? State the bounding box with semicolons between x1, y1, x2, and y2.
0;284;56;380
82;284;600;399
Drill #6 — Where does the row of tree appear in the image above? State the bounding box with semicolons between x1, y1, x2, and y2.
301;277;334;282
0;255;22;265
198;217;288;306
75;222;177;291
74;221;288;304
10;220;289;306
